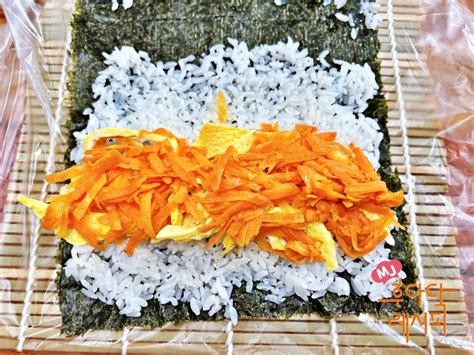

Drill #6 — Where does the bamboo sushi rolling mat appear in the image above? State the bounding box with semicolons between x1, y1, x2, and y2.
0;0;472;353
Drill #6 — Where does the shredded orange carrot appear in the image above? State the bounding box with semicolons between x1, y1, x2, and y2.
36;123;404;264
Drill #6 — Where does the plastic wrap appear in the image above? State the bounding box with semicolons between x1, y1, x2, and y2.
0;0;473;353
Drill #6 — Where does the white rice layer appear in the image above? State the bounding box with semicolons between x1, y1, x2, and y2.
66;240;405;324
66;39;400;323
71;39;383;168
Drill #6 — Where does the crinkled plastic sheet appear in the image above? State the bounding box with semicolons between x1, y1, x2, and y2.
0;0;473;353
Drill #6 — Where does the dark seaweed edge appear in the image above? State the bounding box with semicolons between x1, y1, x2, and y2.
57;0;419;336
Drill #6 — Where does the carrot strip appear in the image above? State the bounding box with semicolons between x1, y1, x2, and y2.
107;206;123;231
242;217;262;245
56;205;70;238
166;151;196;185
45;165;85;183
351;144;376;174
189;147;212;167
345;181;388;196
42;195;69;230
73;173;108;220
206;218;232;249
99;175;147;202
124;230;147;255
376;190;404;206
184;197;206;224
91;150;123;174
207;147;234;191
139;190;155;237
261;212;305;225
202;190;271;206
147;153;166;174
227;221;245;240
260;183;300;200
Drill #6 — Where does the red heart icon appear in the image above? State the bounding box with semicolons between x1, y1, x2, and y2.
371;259;403;283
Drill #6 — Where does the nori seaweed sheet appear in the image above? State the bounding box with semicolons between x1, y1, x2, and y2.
59;0;418;335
